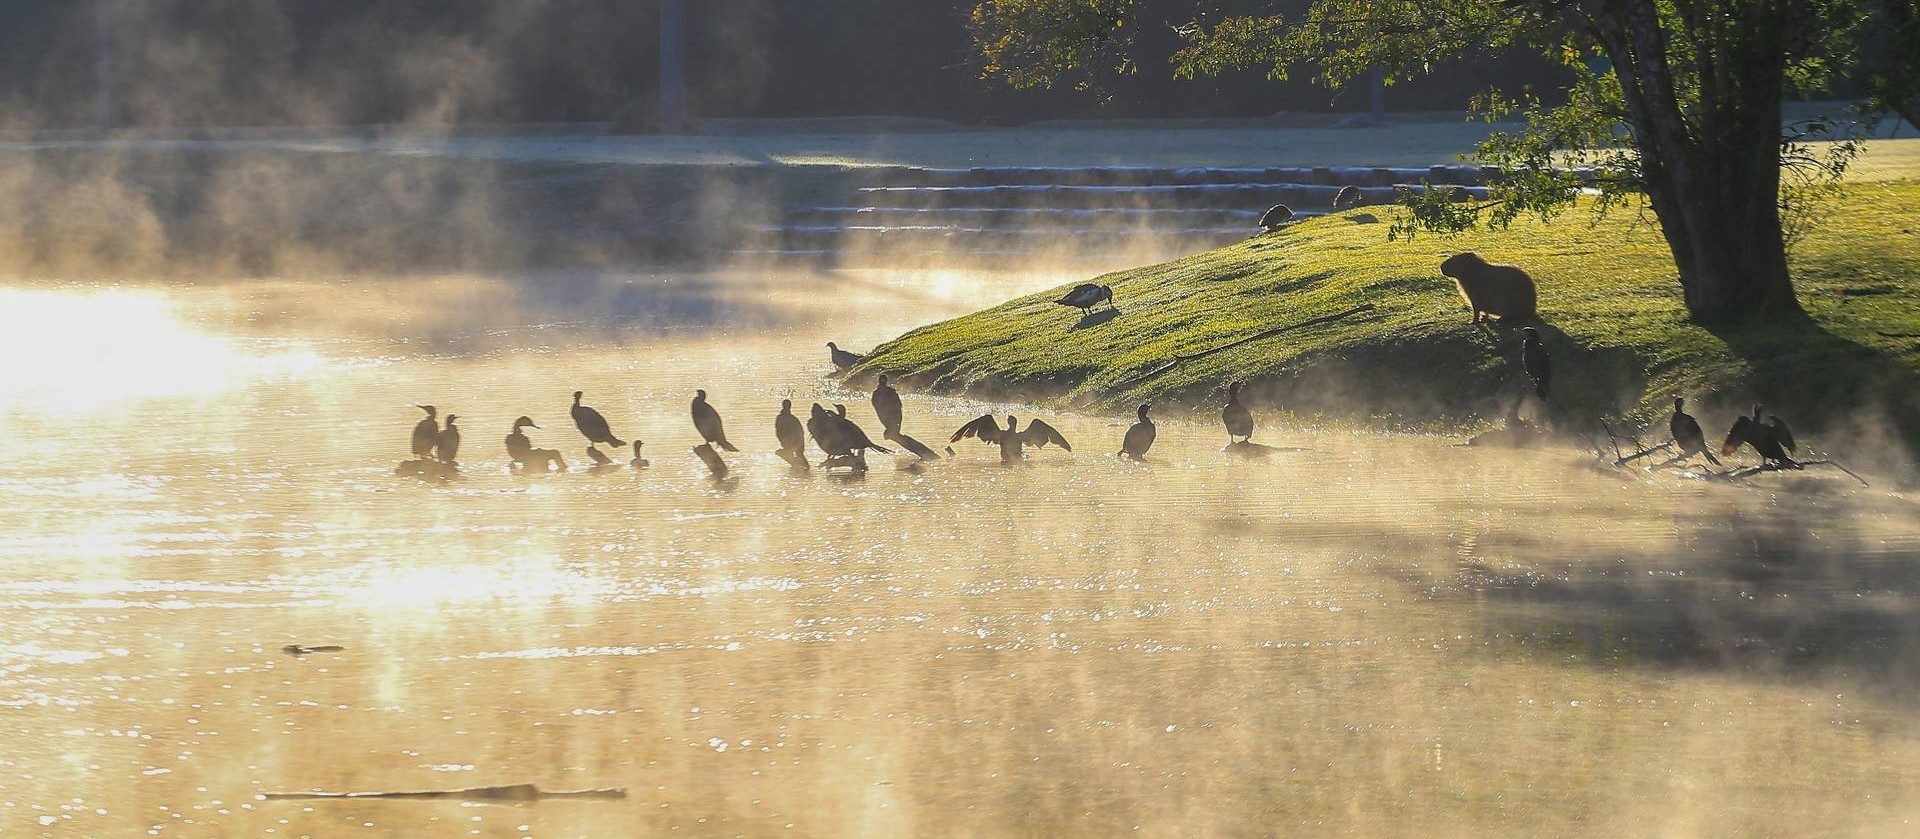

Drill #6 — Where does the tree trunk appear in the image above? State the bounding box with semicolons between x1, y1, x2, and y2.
1594;1;1803;324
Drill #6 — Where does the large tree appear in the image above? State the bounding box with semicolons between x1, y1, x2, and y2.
971;0;1920;323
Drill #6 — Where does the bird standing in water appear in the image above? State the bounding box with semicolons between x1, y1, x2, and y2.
570;391;626;460
1521;327;1551;399
831;404;892;455
690;390;739;452
1668;397;1720;466
872;374;903;437
1221;382;1254;444
411;406;440;459
827;342;865;370
436;414;462;465
951;414;1072;463
505;416;566;472
775;399;806;460
1119;403;1156;460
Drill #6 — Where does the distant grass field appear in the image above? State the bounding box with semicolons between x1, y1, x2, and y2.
853;171;1920;458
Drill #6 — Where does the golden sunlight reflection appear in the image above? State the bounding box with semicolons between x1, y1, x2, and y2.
0;288;324;413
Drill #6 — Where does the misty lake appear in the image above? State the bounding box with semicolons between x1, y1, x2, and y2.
2;264;1918;838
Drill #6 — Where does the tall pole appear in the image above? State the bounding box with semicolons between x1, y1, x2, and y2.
659;0;688;133
95;0;113;133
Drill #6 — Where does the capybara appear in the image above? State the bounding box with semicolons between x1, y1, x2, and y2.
1440;252;1537;323
1332;185;1365;211
1257;203;1294;231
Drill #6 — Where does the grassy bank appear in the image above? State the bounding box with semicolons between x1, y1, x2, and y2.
852;181;1920;456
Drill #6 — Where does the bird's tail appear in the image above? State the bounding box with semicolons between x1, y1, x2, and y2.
1704;450;1722;466
717;439;739;453
870;444;895;454
608;437;627;448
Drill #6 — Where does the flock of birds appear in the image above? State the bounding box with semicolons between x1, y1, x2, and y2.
399;330;1803;479
397;348;1285;477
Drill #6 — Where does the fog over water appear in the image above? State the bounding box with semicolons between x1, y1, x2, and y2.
1;263;1917;837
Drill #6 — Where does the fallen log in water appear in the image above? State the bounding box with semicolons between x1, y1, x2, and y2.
1106;303;1377;390
261;784;625;802
1715;459;1871;487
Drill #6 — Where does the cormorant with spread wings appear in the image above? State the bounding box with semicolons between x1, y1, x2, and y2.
1721;403;1797;466
950;414;1072;463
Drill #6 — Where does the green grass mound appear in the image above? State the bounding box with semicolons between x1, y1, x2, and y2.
854;182;1920;456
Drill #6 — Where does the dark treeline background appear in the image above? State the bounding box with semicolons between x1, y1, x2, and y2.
0;0;1565;129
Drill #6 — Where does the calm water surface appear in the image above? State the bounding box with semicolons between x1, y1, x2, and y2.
2;267;1918;838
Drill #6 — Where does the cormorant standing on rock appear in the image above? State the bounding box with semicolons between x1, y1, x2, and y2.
1222;382;1254;443
872;374;903;436
1669;398;1719;466
411;406;440;459
1120;403;1156;461
691;390;739;452
571;390;626;449
951;415;1072;464
775;399;806;459
436;414;461;465
827;342;865;369
1521;327;1551;399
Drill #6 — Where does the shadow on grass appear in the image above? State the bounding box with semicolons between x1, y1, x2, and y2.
1070;308;1121;331
1703;312;1920;461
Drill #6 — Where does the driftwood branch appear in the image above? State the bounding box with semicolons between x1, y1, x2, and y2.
1719;459;1871;487
1107;303;1377;390
1612;439;1675;466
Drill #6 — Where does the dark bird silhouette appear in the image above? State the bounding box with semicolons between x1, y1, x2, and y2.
830;404;893;455
1054;283;1115;315
585;445;613;467
571;391;626;448
827;342;865;369
436;414;462;465
1720;404;1797;465
631;442;649;469
690;390;739;452
1258;203;1294;231
775;399;806;459
1668;397;1720;466
1120;403;1156;460
1767;414;1797;455
411;405;439;459
872;374;903;436
505;416;566;472
806;403;841;455
951;414;1072;463
1222;382;1254;443
1520;327;1551;399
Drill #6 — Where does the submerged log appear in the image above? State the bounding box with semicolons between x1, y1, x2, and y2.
261;784;625;802
692;443;729;478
